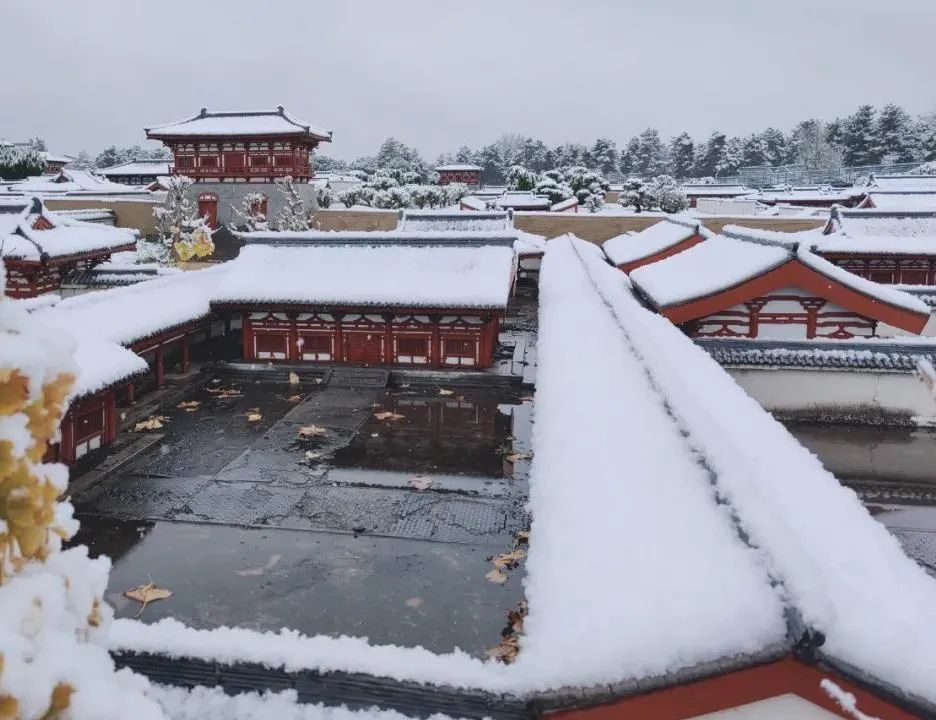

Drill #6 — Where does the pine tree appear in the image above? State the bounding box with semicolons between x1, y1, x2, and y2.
633;128;665;176
717;137;743;176
274;175;312;231
519;138;551;172
619;177;653;213
760;128;788;167
647;175;688;213
231;192;269;231
694;132;727;177
875;103;915;163
669;133;694;178
789;120;843;176
740;133;767;167
0;146;44;179
619;137;639;175
590;138;619;176
919;115;936;161
152;175;215;262
841;105;879;166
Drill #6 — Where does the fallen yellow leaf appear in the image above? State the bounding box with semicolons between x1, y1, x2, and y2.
177;400;200;411
491;549;525;570
134;416;168;432
374;411;405;421
289;371;300;385
438;388;455;396
298;425;327;437
124;581;173;617
286;394;302;403
505;451;533;463
246;413;262;423
486;568;508;584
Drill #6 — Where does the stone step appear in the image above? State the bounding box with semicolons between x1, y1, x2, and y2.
327;366;391;388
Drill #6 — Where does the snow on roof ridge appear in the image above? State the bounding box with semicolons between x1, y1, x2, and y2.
145;106;333;140
571;238;936;709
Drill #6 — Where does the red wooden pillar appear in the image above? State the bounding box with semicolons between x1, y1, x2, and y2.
106;390;117;442
744;300;768;338
429;314;441;368
126;382;135;405
801;299;827;339
60;412;74;464
155;346;165;387
181;335;191;374
242;312;252;360
334;313;345;362
383;314;394;365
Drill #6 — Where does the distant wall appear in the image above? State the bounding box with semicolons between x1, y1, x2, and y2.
310;208;825;243
728;367;936;426
44;197;159;237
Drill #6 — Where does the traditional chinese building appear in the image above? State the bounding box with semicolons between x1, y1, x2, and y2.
98;159;172;186
145;106;333;228
603;217;708;273
212;237;515;368
434;163;482;188
681;183;753;208
756;185;865;208
628;225;929;339
857;191;936;211
815;206;936;285
1;197;138;297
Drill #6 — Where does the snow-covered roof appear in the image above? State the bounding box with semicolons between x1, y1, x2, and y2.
98;160;172;177
861;193;936;211
514;230;547;257
145;106;332;142
630;225;928;316
213;244;515;310
239;228;518;248
818;207;936;255
494;192;551;210
867;174;936;192
602;218;702;267
41;152;74;165
36;265;225;347
434;163;482;172
70;334;147;398
553;237;936;708
681;183;752;196
458;195;488;211
757;187;864;204
2;169;150;197
549;197;578;212
0;197;137;261
397;209;513;232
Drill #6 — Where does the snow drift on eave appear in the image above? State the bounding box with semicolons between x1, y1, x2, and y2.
601;218;699;266
572;233;936;708
212;244;516;310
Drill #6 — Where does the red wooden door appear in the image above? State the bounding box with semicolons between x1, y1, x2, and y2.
197;193;219;228
344;332;384;365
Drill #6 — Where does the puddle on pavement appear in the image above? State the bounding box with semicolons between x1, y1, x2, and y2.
70;380;533;655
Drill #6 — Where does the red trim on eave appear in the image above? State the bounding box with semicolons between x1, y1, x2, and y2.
545;657;922;720
618;234;705;273
2;241;137;267
211;302;507;317
658;259;928;333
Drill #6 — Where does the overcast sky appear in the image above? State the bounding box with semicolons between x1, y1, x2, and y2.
2;0;934;160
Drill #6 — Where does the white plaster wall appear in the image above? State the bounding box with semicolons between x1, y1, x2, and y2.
878;311;936;338
727;366;936;425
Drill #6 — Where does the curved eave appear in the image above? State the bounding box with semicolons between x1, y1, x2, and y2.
3;241;137;266
653;258;928;334
145;129;332;143
210;300;507;315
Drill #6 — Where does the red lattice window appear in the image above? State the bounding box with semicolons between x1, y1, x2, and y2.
250;155;269;167
899;269;929;285
224;152;245;170
255;331;288;359
176;155;194;169
200;155;219;168
398;337;428;356
444;338;475;357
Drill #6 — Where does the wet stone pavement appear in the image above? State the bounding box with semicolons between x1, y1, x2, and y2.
71;376;533;655
786;422;936;576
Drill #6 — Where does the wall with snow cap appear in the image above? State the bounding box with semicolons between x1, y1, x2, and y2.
728;366;936;425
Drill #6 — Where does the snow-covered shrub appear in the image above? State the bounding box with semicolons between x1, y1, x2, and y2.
315;185;334;209
371;186;412;209
585;193;605;213
916;161;936;175
506;165;537;191
647;174;689;213
0;270;165;719
618;177;654;212
443;182;469;206
230;192;269;232
534;176;574;205
338;187;363;208
0;145;44;180
274;176;312;231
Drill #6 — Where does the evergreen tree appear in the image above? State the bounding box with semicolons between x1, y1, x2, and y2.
619;137;639;175
918;115;936;161
694;131;727;177
28;137;47;151
875;103;915;163
94;145;121;168
632;128;665;176
455;145;476;163
841;105;879;166
789;120;843;176
0;146;44;179
740;133;767;167
519;138;550;172
760;128;788;167
590;137;619;176
669;133;694;178
619;177;653;213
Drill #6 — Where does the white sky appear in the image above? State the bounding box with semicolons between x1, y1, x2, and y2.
2;0;934;160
